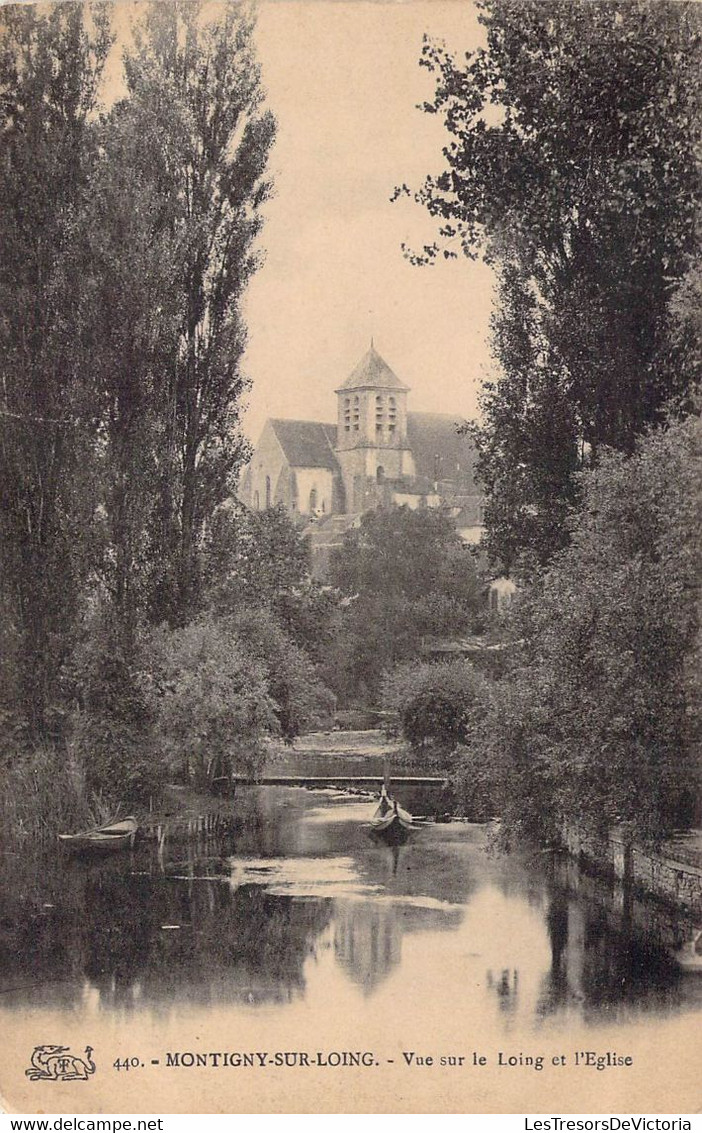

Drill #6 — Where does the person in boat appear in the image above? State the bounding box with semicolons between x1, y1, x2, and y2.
378;784;392;816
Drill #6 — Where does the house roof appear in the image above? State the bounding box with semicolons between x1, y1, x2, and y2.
406;412;476;489
336;345;409;392
269;419;339;470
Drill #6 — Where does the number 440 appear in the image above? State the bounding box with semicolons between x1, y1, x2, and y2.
113;1057;143;1071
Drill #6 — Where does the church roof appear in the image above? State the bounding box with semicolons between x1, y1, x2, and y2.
269;419;339;470
336;345;409;393
406;412;476;488
263;412;478;490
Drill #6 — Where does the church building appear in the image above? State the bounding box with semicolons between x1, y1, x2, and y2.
240;344;484;545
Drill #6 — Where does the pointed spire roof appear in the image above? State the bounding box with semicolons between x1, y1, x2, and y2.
335;344;410;393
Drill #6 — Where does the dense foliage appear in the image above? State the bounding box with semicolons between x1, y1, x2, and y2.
110;1;276;625
406;0;701;571
383;660;491;764
227;608;335;742
145;615;275;789
67;618;163;805
453;415;701;844
0;0;275;714
203;503;335;662
0;4;113;737
0;2;279;825
326;506;482;704
390;0;702;848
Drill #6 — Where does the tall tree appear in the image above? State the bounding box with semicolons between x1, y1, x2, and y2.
116;0;276;623
0;3;112;735
407;0;701;571
84;88;183;640
0;0;276;741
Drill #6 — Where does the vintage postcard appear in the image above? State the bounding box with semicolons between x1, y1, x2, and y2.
0;0;700;1116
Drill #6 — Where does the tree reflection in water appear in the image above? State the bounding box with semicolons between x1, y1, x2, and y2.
0;852;332;1011
0;787;699;1026
534;864;697;1021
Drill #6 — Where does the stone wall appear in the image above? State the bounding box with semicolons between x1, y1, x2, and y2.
559;820;702;915
629;845;702;913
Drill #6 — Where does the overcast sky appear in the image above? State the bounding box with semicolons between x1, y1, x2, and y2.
242;0;496;442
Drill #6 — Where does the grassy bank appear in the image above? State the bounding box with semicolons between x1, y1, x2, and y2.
0;743;124;844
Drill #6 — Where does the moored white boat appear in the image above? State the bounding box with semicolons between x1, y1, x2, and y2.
58;816;139;854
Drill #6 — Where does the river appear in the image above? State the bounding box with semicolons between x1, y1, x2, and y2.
1;747;700;1113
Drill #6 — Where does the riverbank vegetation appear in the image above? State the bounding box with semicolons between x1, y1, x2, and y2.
376;419;701;842
449;415;701;843
401;0;701;846
382;661;490;766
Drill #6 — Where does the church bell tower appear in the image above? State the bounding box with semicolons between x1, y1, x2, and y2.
334;343;414;512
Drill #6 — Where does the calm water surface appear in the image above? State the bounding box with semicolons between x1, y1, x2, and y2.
1;782;699;1020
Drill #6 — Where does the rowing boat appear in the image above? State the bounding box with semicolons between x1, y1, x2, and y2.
58;816;139;854
369;790;413;843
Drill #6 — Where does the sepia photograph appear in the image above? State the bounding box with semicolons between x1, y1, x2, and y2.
0;0;700;1116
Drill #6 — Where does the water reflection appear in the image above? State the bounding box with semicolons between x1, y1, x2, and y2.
487;969;519;1016
0;785;699;1028
0;856;332;1011
334;903;401;993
